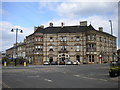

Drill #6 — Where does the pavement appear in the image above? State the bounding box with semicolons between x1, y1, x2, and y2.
2;64;120;88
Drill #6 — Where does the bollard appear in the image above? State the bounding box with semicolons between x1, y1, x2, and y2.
24;62;26;66
4;62;6;66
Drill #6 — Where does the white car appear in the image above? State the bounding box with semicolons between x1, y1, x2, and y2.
43;61;50;65
66;60;73;65
73;61;80;65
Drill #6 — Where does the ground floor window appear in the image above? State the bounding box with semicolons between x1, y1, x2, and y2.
88;55;94;63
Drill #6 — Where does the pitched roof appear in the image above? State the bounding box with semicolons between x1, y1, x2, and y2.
35;24;95;34
33;24;116;38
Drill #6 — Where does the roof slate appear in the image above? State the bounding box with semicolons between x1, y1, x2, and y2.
35;24;95;34
32;24;116;38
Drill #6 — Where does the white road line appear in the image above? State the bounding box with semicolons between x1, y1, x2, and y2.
82;76;90;79
63;72;67;74
44;78;53;82
99;79;108;81
27;75;39;78
74;75;80;77
74;75;108;82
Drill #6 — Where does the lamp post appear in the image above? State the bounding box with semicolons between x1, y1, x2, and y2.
11;28;23;66
109;20;113;35
109;20;114;62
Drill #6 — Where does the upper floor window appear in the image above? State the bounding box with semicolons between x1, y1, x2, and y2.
60;36;67;42
61;46;67;50
35;37;43;41
50;37;53;41
104;38;106;43
87;35;96;40
76;36;80;41
99;37;102;42
35;45;43;51
49;46;53;51
87;44;96;52
88;35;91;40
76;46;80;51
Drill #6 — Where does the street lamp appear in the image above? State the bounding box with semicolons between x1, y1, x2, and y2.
109;20;113;35
108;20;114;62
11;28;23;66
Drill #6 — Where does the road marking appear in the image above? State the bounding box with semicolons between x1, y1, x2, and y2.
74;75;80;77
82;76;90;79
110;77;119;81
99;79;108;81
63;72;67;74
87;77;97;80
27;75;39;78
44;78;53;82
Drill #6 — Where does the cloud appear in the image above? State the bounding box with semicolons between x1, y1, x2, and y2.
0;21;33;52
39;2;117;18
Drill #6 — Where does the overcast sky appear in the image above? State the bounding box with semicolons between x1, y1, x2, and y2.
0;0;119;52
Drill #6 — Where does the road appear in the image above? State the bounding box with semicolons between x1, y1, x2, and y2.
2;64;119;88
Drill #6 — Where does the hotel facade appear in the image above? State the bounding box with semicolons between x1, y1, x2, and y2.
6;21;117;64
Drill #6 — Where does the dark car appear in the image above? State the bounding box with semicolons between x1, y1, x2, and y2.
59;61;65;65
51;61;58;65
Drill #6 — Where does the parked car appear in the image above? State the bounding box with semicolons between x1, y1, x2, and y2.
51;61;58;65
43;61;50;65
59;61;65;65
65;60;73;65
73;61;79;65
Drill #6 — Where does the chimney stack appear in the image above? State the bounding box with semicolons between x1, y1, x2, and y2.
80;21;87;26
34;26;38;32
40;25;44;29
99;27;103;32
49;22;53;27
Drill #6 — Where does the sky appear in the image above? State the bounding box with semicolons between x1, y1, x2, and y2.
0;0;120;52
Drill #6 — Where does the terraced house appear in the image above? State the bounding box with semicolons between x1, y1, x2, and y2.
6;21;117;64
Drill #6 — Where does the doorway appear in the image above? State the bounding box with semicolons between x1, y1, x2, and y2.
76;55;80;62
49;57;53;63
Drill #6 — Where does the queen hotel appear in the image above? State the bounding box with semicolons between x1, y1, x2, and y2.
6;21;117;64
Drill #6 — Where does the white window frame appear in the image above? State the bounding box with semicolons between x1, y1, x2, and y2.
76;36;80;41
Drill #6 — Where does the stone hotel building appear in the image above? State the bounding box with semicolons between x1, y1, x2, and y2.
6;21;117;64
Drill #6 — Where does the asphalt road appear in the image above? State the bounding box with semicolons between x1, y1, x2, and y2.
2;64;119;88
